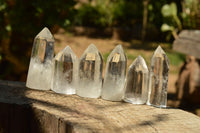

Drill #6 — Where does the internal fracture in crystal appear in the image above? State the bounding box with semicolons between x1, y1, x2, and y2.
26;27;55;90
77;44;103;98
147;46;169;108
51;46;78;94
124;56;149;104
102;45;127;101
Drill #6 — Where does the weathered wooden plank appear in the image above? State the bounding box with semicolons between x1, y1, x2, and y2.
0;103;32;133
173;30;200;58
0;80;200;133
29;107;59;133
178;30;200;42
173;39;200;58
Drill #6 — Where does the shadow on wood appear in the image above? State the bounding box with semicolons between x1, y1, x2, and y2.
0;80;200;133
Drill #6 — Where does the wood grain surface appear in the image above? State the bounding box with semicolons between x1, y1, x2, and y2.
173;30;200;58
0;80;200;133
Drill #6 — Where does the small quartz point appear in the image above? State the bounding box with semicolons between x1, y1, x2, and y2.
26;27;55;90
102;45;127;101
124;56;149;104
147;46;169;108
51;46;78;94
77;44;103;98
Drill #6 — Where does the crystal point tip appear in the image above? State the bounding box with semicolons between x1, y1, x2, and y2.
137;55;142;59
63;46;72;52
135;56;142;63
112;44;125;54
90;43;95;46
130;55;148;70
88;43;97;49
154;45;165;54
36;27;54;40
115;44;123;50
85;43;99;52
116;44;122;48
55;46;76;61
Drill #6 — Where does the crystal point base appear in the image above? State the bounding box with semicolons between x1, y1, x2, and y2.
51;46;78;95
147;46;169;108
26;27;54;90
123;97;145;104
124;56;149;104
26;58;53;90
102;45;127;101
77;44;103;98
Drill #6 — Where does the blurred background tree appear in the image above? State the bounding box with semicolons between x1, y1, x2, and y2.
160;0;200;41
181;0;200;28
73;0;143;28
0;0;200;81
0;0;76;81
161;2;182;41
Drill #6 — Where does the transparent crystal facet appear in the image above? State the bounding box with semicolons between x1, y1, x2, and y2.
77;44;103;98
101;45;127;101
147;46;169;108
51;46;78;94
124;56;149;104
26;27;55;90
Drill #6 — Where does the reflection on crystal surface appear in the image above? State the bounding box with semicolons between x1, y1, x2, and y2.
26;27;55;90
147;46;169;108
52;46;78;94
77;44;103;98
102;45;127;101
124;56;149;104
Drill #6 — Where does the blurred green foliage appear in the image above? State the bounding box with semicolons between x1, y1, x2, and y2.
161;2;182;30
103;52;110;62
73;0;142;28
166;51;185;66
160;0;200;40
0;0;76;81
74;0;112;27
161;2;182;41
181;0;200;28
0;0;199;81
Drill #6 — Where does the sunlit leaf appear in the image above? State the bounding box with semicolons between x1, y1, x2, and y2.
5;25;12;32
161;2;177;17
161;4;171;17
0;3;6;11
161;23;174;32
170;2;177;16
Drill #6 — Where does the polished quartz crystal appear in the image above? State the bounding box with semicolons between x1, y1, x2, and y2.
76;44;103;98
147;46;169;108
101;45;127;101
124;56;149;104
26;27;55;90
51;46;78;94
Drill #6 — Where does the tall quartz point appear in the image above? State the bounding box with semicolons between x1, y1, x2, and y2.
147;46;169;108
77;44;103;98
102;45;127;101
26;27;55;90
124;56;149;104
51;46;78;94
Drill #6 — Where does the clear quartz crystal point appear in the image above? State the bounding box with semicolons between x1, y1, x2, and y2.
77;44;103;98
124;56;149;104
102;45;127;101
147;46;169;108
26;27;55;90
51;46;78;94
